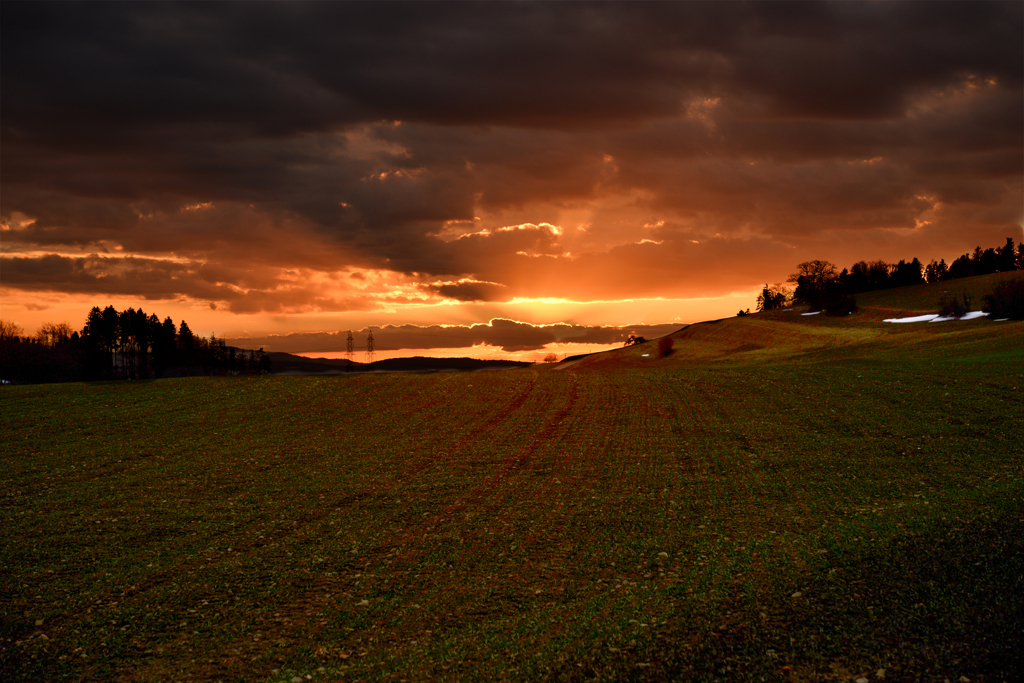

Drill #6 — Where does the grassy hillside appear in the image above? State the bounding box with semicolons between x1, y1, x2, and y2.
2;280;1022;682
569;271;1023;370
853;271;1022;318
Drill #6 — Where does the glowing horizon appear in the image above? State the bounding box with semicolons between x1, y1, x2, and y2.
293;341;628;364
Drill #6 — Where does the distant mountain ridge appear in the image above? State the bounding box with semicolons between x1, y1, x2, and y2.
266;352;532;374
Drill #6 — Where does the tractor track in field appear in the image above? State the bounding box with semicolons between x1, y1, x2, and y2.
384;371;582;552
394;369;541;481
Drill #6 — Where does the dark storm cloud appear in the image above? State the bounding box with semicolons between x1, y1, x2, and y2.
424;280;509;303
5;2;1017;135
726;3;1021;119
3;253;199;297
6;3;1018;132
2;1;1021;307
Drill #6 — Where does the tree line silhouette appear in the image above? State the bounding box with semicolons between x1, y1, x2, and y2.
0;305;270;384
753;237;1023;314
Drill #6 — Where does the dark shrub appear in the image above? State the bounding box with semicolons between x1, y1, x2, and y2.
982;277;1024;320
824;293;858;316
937;292;971;319
657;336;675;357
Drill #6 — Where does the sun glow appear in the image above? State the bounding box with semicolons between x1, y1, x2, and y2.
296;340;627;364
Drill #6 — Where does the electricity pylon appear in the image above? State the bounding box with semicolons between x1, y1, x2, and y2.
366;330;375;364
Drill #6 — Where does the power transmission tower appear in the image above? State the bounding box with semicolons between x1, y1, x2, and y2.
346;330;354;364
366;329;375;364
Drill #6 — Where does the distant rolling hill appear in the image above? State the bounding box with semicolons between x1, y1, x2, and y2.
266;351;532;374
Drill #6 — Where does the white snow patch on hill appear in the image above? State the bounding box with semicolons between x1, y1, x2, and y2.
884;312;989;323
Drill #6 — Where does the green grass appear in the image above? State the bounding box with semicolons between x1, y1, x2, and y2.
2;282;1022;682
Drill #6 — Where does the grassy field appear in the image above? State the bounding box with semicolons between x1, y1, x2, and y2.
2;278;1022;682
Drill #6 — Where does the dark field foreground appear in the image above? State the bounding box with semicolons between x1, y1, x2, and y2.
2;297;1022;682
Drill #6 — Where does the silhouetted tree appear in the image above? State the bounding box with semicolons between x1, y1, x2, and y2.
120;309;137;378
846;261;869;292
127;308;151;378
892;258;924;288
100;305;120;377
924;259;949;283
177;320;196;370
1;319;25;342
789;260;838;308
36;322;74;346
756;283;789;311
80;307;105;379
10;304;272;383
145;313;162;376
996;237;1017;272
846;260;893;291
975;247;999;275
870;260;894;288
153;316;177;376
948;253;975;280
207;334;228;373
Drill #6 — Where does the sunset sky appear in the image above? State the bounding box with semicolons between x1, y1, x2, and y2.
2;2;1021;358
